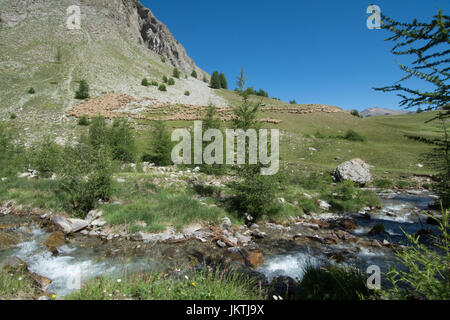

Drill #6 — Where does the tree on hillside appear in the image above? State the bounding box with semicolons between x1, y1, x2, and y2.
191;70;198;78
228;69;280;220
75;80;90;100
219;73;228;89
146;120;173;166
210;71;221;89
375;9;450;207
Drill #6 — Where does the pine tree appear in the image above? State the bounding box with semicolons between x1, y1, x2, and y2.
75;80;90;100
147;120;173;166
210;71;221;89
374;9;450;206
219;73;228;89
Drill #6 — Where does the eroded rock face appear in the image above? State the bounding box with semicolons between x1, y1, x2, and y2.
333;158;372;185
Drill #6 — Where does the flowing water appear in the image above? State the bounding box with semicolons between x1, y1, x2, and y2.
0;192;440;296
256;192;440;284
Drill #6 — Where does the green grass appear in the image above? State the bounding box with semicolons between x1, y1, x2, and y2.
66;270;266;300
102;189;236;233
0;268;39;300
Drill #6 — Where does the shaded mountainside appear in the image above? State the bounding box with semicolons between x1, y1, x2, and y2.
0;0;210;118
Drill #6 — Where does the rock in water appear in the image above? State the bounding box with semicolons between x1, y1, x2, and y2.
50;215;89;234
43;231;66;253
333;158;372;185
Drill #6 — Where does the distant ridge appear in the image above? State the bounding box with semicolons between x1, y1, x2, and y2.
358;107;413;118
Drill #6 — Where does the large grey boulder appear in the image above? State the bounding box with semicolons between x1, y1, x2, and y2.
333;158;372;185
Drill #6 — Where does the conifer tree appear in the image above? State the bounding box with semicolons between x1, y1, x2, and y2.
75;80;90;100
210;71;221;89
375;9;449;206
219;73;228;89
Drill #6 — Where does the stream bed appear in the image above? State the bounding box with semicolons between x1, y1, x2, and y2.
0;192;441;297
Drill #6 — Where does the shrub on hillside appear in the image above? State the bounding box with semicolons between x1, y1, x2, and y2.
29;136;63;178
56;142;113;217
9;113;16;120
158;84;167;92
343;130;367;142
168;78;175;86
184;90;190;96
162;75;168;83
28;88;35;94
78;116;90;126
172;68;180;79
350;110;363;118
151;80;158;86
141;78;149;87
191;70;197;78
109;118;137;163
145;120;173;166
75;80;90;100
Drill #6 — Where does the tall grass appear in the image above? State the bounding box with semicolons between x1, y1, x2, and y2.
66;270;265;300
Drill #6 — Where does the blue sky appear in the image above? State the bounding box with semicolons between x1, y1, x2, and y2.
142;0;449;111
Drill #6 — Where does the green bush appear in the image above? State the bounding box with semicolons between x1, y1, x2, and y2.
326;181;380;212
141;78;149;87
229;166;281;220
109;118;137;163
161;56;166;63
28;88;35;94
56;142;113;217
168;78;175;86
29;136;63;178
158;84;167;92
151;80;158;86
295;265;373;300
86;116;136;163
289;100;297;105
172;68;180;79
9;113;16;120
145;120;173;166
162;75;168;83
191;70;197;78
88;116;109;148
184;90;190;96
343;130;367;142
75;80;90;100
350;110;363;118
382;206;450;300
77;116;90;126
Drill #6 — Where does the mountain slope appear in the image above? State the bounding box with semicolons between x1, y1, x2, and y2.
0;0;220;124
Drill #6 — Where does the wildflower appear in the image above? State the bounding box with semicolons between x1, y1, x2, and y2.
51;294;56;299
18;277;22;281
184;275;189;280
191;282;196;286
117;279;122;283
